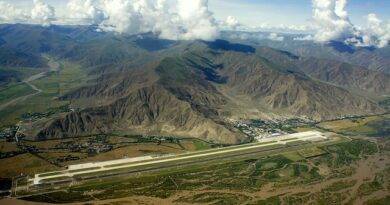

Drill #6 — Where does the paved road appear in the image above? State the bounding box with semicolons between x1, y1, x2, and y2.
0;59;60;111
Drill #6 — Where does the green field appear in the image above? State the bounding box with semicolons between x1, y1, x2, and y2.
0;67;41;87
30;61;88;95
0;61;88;127
193;140;213;150
0;82;34;104
0;92;67;127
317;114;390;137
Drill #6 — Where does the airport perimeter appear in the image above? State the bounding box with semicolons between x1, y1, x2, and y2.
14;131;345;197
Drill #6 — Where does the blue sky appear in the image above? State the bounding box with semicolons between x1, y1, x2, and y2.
4;0;390;27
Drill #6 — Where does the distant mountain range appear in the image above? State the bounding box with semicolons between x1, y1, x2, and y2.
1;24;389;143
222;31;390;74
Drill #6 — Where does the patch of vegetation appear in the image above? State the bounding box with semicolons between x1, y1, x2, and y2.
254;156;292;173
313;191;349;205
0;83;34;104
298;147;327;158
175;192;251;205
0;67;40;87
31;62;88;96
249;196;281;205
357;175;384;196
20;104;71;121
282;151;304;161
282;192;311;205
364;118;390;137
0;61;87;127
323;180;357;192
292;163;310;177
23;155;294;203
325;140;378;167
364;196;390;205
317;115;390;137
193;140;212;150
379;97;390;110
0;92;67;127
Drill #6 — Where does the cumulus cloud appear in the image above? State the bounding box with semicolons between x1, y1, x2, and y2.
312;0;355;42
66;0;105;25
31;0;56;26
98;0;218;41
0;1;28;23
1;0;219;40
310;0;389;48
221;16;240;30
356;14;390;48
175;0;219;40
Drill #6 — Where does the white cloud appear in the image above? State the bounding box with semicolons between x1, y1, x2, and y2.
99;0;142;34
221;16;240;30
268;32;284;41
2;0;219;41
0;1;28;23
311;0;389;48
31;0;55;26
312;0;355;42
357;14;390;48
66;0;105;25
175;0;219;40
98;0;218;41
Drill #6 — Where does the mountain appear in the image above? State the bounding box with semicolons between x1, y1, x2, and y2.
255;47;390;95
0;25;387;143
0;47;45;68
222;31;390;74
36;40;383;142
296;57;390;95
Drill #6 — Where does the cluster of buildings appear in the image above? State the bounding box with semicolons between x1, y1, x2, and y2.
228;118;313;142
20;105;72;121
54;140;113;155
138;135;181;144
0;126;19;142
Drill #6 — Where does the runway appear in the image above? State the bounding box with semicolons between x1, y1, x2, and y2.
31;131;328;185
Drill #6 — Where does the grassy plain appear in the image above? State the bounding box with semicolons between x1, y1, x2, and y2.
0;153;57;178
0;83;34;105
30;61;88;96
317;114;390;137
0;61;87;127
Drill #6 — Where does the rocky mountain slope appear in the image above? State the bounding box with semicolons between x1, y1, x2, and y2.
37;40;384;142
1;25;388;143
256;47;390;95
222;31;390;74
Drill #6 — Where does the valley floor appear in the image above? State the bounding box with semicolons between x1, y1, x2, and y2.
2;134;388;205
0;70;388;205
